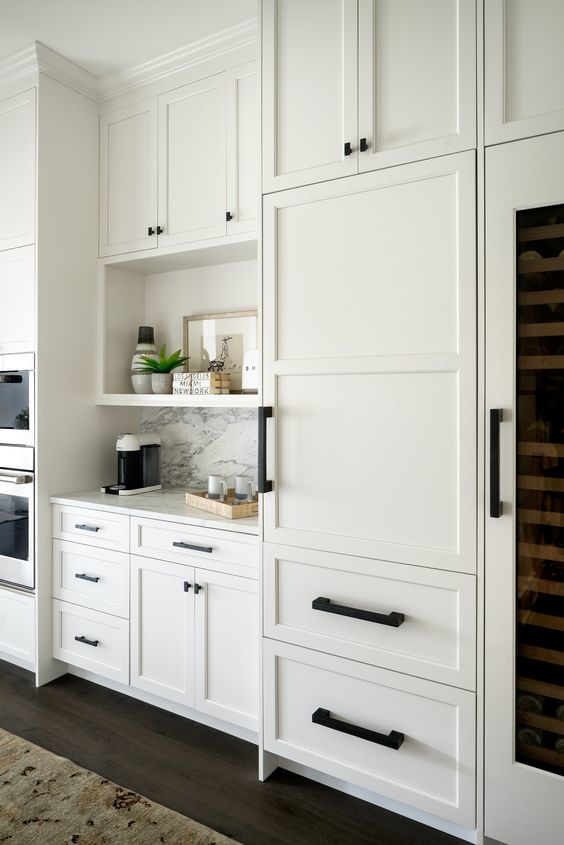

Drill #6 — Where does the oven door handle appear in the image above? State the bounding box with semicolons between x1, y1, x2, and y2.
0;474;33;484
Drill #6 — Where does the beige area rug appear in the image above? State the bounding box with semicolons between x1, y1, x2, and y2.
0;728;240;844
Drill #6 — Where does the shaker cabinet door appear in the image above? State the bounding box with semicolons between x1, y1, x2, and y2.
358;0;476;172
99;99;158;257
262;153;476;573
485;0;564;144
130;556;195;707
158;75;226;247
0;89;35;252
226;62;259;235
194;569;259;731
262;0;358;193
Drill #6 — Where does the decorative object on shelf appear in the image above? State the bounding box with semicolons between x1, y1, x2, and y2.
172;372;192;396
186;489;258;519
242;349;259;392
135;345;190;395
208;474;228;501
183;311;258;392
172;372;231;395
131;326;157;395
235;475;255;501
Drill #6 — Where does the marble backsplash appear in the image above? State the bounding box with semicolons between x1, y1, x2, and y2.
140;407;258;490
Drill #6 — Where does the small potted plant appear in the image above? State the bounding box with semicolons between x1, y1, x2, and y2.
135;344;189;394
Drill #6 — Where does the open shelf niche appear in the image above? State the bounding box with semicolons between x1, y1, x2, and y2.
97;241;259;408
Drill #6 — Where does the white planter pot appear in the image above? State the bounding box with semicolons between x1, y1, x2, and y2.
151;373;173;394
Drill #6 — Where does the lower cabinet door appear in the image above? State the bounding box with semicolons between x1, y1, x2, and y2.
263;640;475;827
52;599;128;683
130;556;195;707
195;569;259;731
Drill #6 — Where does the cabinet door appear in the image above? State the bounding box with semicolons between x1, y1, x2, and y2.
0;246;34;353
130;555;194;707
485;0;564;145
262;0;358;193
226;62;258;235
194;569;259;731
358;0;476;172
158;76;226;247
0;89;35;252
99;100;158;257
485;132;564;845
262;152;476;572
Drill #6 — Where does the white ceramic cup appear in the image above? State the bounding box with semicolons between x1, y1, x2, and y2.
235;475;255;501
208;475;228;501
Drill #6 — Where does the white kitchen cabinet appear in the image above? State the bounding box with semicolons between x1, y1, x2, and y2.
0;246;35;353
130;555;195;707
262;152;476;572
485;0;564;145
485;131;564;845
262;0;476;193
0;587;35;666
226;62;258;235
358;0;476;172
262;0;358;193
99;99;158;257
194;569;259;731
0;89;35;251
158;75;226;247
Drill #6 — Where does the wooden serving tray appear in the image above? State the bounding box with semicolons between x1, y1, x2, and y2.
185;489;258;519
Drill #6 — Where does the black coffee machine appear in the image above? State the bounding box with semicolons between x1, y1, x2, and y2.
101;433;162;495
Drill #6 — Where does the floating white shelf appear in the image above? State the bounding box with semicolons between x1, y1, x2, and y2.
95;393;260;409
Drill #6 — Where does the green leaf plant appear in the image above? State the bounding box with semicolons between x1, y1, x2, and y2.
135;344;190;374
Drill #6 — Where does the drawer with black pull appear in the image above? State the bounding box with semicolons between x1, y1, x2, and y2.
52;599;129;683
263;543;476;689
130;517;258;578
53;505;129;552
52;540;129;618
263;640;475;827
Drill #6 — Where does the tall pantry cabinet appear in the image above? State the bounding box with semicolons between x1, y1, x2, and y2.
259;0;478;833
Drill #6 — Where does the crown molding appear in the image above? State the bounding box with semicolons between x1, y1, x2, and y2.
97;17;258;101
0;41;98;100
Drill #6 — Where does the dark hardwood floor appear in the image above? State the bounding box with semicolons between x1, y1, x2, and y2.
0;660;463;845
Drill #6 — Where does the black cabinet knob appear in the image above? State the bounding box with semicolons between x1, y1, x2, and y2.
156;225;164;235
344;142;352;156
147;226;155;236
226;211;233;221
194;583;203;594
360;137;368;152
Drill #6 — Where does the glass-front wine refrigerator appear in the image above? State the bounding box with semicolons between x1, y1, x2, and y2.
486;132;564;845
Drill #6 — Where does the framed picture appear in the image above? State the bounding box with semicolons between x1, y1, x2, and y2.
182;310;258;392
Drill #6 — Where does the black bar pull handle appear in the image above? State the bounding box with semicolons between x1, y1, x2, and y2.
344;141;352;156
75;523;100;532
312;708;404;750
156;225;164;235
184;581;192;592
172;541;213;554
75;635;99;648
359;137;368;152
194;583;202;594
312;596;404;627
148;226;155;236
75;573;100;583
258;406;273;494
226;211;233;221
490;409;504;518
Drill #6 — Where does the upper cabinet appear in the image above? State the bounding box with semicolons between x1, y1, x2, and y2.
0;89;36;252
100;63;258;258
262;0;476;193
485;0;564;145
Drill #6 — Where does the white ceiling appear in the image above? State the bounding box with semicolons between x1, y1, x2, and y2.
0;0;257;77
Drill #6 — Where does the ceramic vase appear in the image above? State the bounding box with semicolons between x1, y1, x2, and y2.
131;326;157;394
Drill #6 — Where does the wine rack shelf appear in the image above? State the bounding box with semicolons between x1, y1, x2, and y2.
518;475;564;493
518;256;564;274
517;709;564;735
518;576;564;598
519;321;564;337
518;288;564;306
518;609;564;632
519;543;564;563
518;355;564;370
520;509;564;528
518;443;564;459
517;676;564;701
518;744;564;769
518;645;564;667
519;223;564;243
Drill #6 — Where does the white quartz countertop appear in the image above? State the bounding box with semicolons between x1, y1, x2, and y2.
50;489;259;537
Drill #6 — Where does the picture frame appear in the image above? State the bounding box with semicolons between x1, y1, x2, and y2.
182;310;258;392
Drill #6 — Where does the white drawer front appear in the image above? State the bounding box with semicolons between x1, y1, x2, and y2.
130;517;258;578
52;599;129;683
0;587;35;665
263;641;475;828
264;544;476;689
53;505;129;552
52;540;129;618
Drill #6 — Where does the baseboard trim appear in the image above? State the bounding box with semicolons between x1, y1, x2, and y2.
67;666;258;746
0;650;35;675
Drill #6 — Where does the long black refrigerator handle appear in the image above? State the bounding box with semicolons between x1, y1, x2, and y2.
258;406;273;494
490;409;504;518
